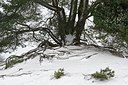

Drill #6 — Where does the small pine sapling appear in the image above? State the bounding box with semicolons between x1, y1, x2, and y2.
91;67;115;81
54;68;65;79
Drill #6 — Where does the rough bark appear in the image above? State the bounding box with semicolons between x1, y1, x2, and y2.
74;0;89;45
13;23;62;46
67;0;78;34
52;0;67;45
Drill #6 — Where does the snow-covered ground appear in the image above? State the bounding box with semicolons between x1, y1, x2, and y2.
0;45;128;85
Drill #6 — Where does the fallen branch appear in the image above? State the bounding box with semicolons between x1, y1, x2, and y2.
86;44;125;58
0;72;31;79
81;53;98;60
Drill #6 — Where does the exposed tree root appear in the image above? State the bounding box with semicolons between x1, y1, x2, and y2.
5;40;59;69
0;72;31;79
86;44;125;58
81;53;98;60
4;41;127;69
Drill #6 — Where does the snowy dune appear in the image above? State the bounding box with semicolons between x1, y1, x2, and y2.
0;45;128;85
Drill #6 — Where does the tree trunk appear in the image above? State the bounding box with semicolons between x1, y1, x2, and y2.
75;20;86;45
57;8;67;45
52;0;67;45
34;0;90;46
67;0;78;34
74;0;89;45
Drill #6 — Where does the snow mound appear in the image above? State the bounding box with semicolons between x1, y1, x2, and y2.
0;46;128;85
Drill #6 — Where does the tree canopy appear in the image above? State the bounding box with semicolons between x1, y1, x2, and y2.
0;0;97;52
93;0;128;53
0;0;128;56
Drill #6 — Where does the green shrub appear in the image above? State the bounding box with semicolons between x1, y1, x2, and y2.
91;67;115;81
54;68;64;79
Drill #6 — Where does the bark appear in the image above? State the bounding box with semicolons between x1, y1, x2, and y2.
52;0;67;45
57;8;67;45
13;23;62;46
32;0;98;45
67;0;78;34
33;0;57;11
74;0;89;45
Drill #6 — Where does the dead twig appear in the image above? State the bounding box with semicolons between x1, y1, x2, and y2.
81;53;98;60
0;72;31;79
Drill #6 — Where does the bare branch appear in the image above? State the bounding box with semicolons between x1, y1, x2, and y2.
87;1;100;18
16;22;32;29
12;24;62;46
0;72;31;79
78;0;89;20
33;0;58;11
52;0;59;7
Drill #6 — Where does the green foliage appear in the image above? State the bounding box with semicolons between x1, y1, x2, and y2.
91;67;115;81
93;0;128;53
0;0;42;53
54;68;65;79
94;0;128;33
5;55;24;69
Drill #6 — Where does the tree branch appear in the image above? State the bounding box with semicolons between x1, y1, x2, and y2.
78;0;89;20
0;72;31;79
87;1;100;18
52;0;59;7
68;0;78;26
16;22;32;29
33;0;58;11
13;24;62;46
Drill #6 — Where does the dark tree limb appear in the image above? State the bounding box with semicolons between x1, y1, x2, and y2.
33;0;67;44
68;0;78;22
0;72;31;79
67;0;78;34
81;53;98;60
13;23;62;46
74;0;89;45
33;0;58;11
52;0;59;7
87;1;100;18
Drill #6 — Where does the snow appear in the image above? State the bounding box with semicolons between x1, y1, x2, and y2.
0;42;37;60
65;34;75;45
0;45;128;85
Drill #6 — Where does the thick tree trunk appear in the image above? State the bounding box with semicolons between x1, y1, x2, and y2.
74;0;89;45
67;0;78;34
75;20;86;45
34;0;90;46
52;0;67;45
57;8;67;45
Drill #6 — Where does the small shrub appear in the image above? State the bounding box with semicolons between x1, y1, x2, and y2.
91;67;115;81
54;68;64;79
